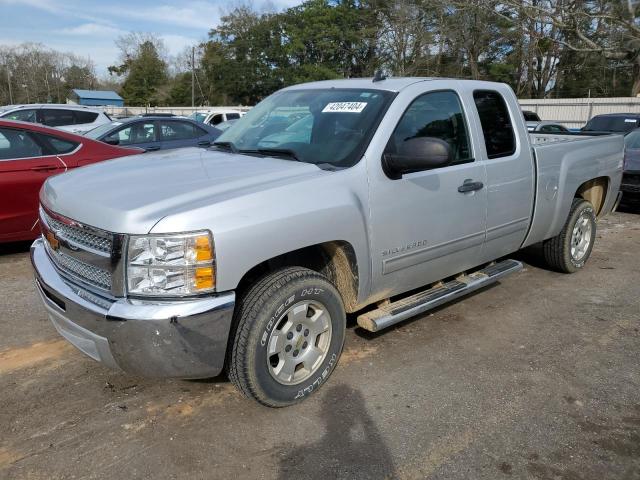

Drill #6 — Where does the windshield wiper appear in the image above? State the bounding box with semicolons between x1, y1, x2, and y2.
255;148;301;162
213;141;238;153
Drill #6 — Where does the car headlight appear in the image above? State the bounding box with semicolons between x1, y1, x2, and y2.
126;231;215;297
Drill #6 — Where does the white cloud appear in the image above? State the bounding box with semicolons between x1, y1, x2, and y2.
111;2;222;30
58;23;125;36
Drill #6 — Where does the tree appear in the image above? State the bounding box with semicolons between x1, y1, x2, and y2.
108;33;168;106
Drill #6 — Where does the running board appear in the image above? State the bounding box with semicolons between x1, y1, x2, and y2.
357;259;523;332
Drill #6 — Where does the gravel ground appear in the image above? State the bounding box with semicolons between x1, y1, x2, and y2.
0;210;639;480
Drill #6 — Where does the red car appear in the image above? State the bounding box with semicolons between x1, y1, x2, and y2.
0;119;142;243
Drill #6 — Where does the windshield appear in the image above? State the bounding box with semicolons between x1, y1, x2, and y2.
85;121;121;139
215;88;394;168
188;112;207;123
584;116;640;133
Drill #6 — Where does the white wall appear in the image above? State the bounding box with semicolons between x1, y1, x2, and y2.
518;97;640;129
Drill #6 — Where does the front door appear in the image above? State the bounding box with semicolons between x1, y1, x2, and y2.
0;127;65;240
367;83;488;299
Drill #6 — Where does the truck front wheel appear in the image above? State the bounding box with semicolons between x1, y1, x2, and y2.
226;267;346;407
543;198;597;273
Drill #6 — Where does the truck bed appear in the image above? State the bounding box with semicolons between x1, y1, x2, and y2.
522;133;624;248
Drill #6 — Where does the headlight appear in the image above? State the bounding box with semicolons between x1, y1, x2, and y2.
126;231;215;297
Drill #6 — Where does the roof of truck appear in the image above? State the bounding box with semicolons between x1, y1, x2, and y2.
282;77;516;94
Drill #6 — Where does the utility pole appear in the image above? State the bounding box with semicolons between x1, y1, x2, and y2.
191;46;195;108
6;67;12;104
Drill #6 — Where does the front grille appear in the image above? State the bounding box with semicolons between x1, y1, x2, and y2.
40;207;118;292
41;209;112;254
46;243;112;290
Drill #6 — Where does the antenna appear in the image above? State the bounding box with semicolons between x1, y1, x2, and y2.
372;70;387;82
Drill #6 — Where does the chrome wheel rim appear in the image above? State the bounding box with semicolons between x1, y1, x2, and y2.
266;300;332;385
571;211;592;262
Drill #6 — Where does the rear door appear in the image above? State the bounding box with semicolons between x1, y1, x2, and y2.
105;121;159;151
159;120;210;149
469;89;535;261
0;127;66;240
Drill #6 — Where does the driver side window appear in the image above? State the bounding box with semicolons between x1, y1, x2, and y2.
385;91;473;165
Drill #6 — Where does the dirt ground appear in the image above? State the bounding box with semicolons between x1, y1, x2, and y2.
0;210;639;480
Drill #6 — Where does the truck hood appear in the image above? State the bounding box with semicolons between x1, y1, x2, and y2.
41;147;326;234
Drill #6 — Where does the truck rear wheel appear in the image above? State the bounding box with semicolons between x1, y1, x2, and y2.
226;267;346;407
543;198;596;273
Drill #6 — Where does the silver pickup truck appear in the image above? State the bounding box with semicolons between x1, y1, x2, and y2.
31;78;623;407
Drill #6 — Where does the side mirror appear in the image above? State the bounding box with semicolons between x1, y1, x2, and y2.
104;136;119;146
383;137;452;179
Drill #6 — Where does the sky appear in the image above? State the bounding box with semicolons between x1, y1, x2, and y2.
0;0;302;76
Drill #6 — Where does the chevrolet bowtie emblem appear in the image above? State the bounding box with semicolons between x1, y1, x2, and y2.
46;230;60;251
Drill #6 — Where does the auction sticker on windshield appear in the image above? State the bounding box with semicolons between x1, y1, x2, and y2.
322;102;367;113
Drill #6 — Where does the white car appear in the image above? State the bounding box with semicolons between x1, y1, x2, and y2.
0;104;111;134
189;109;245;127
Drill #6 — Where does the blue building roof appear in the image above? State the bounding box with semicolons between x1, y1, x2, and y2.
72;89;122;101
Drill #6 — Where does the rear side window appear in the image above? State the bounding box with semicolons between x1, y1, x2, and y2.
2;109;37;123
110;122;156;145
0;127;43;160
73;110;99;124
160;121;201;141
35;134;79;154
226;113;240;120
42;109;75;127
473;91;516;159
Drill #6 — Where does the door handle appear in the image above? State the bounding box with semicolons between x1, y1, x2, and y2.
457;179;484;193
198;140;211;147
145;145;160;152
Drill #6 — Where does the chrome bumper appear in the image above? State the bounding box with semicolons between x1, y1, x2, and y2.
31;238;235;378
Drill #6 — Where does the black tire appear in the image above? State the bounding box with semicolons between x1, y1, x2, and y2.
226;267;346;407
543;198;596;273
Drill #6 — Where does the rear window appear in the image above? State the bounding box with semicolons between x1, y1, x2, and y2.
74;110;99;124
35;134;79;154
584;116;640;133
473;91;516;159
160;121;202;140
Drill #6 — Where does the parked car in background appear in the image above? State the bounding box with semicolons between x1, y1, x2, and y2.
582;113;640;134
522;110;541;122
621;129;640;204
189;109;245;127
215;118;239;132
526;121;570;134
0;119;141;243
84;116;222;152
0;104;111;134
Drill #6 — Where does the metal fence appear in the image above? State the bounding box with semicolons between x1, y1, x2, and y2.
518;97;640;129
102;105;252;118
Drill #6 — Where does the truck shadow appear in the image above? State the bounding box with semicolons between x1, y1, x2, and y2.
277;383;395;479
